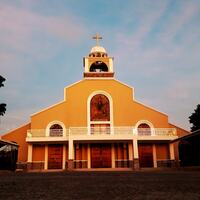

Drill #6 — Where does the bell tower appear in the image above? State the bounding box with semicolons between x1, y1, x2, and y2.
83;33;114;78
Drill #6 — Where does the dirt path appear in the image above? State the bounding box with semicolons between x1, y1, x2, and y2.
0;171;200;200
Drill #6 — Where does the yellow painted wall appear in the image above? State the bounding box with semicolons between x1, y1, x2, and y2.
1;123;30;162
75;144;88;160
169;123;189;137
31;79;170;129
156;144;169;160
32;144;45;162
1;78;190;166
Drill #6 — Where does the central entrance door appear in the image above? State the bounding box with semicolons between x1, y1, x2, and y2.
91;144;111;168
48;144;63;169
138;144;153;168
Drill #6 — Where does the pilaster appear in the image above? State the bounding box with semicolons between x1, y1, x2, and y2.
27;144;32;163
62;144;66;170
133;139;140;169
87;144;91;168
128;143;133;168
153;144;157;168
111;143;115;168
44;145;48;170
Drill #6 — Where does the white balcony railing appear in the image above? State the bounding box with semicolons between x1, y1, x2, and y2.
136;128;176;136
27;127;177;138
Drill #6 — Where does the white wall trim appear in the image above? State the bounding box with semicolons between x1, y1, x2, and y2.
31;101;65;117
0;122;30;137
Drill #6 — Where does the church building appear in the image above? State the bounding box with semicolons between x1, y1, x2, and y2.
1;34;189;171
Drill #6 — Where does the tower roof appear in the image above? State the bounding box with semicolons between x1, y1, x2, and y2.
90;46;106;53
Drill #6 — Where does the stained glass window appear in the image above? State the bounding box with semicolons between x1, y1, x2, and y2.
90;94;110;121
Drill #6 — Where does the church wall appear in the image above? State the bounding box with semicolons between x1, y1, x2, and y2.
74;144;88;168
31;102;69;129
1;123;31;162
130;101;169;128
156;144;169;160
169;123;189;137
65;79;132;126
65;79;169;128
32;144;45;162
30;79;171;129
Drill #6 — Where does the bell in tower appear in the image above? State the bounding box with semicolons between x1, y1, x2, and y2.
83;33;114;78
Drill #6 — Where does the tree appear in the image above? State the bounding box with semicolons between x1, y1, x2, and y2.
189;104;200;132
0;75;7;116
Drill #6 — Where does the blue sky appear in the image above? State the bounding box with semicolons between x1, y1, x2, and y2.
0;0;200;133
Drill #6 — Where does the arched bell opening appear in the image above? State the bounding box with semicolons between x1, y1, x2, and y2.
89;61;108;72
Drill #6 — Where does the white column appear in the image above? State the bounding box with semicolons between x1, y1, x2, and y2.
62;144;66;170
68;139;74;160
27;144;32;162
109;58;113;72
84;58;89;72
44;145;48;170
153;144;157;168
111;143;115;168
133;139;139;159
87;144;91;168
169;143;175;160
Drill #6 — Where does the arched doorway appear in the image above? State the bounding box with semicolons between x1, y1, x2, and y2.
48;123;63;169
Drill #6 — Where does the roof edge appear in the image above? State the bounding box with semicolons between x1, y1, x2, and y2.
31;101;65;117
0;122;30;137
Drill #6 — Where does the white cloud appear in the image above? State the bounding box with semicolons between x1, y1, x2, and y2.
0;3;87;59
158;1;200;45
111;1;200;130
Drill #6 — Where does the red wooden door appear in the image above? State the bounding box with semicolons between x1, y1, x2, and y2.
91;144;111;168
48;144;63;169
139;144;153;168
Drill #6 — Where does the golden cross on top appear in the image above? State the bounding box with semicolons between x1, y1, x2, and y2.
92;33;102;46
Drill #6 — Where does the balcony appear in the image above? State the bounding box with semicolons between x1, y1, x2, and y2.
26;129;69;142
26;127;177;142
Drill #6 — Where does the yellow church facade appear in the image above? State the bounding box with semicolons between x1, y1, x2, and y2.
2;36;189;171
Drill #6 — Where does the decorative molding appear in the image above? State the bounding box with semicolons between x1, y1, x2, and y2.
84;72;114;77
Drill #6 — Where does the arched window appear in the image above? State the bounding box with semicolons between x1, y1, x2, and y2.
90;94;110;121
90;94;111;134
49;124;63;137
137;123;151;136
90;61;108;72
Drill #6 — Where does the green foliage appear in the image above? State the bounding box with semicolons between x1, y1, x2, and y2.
0;103;6;116
0;75;7;116
0;75;6;87
189;104;200;132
